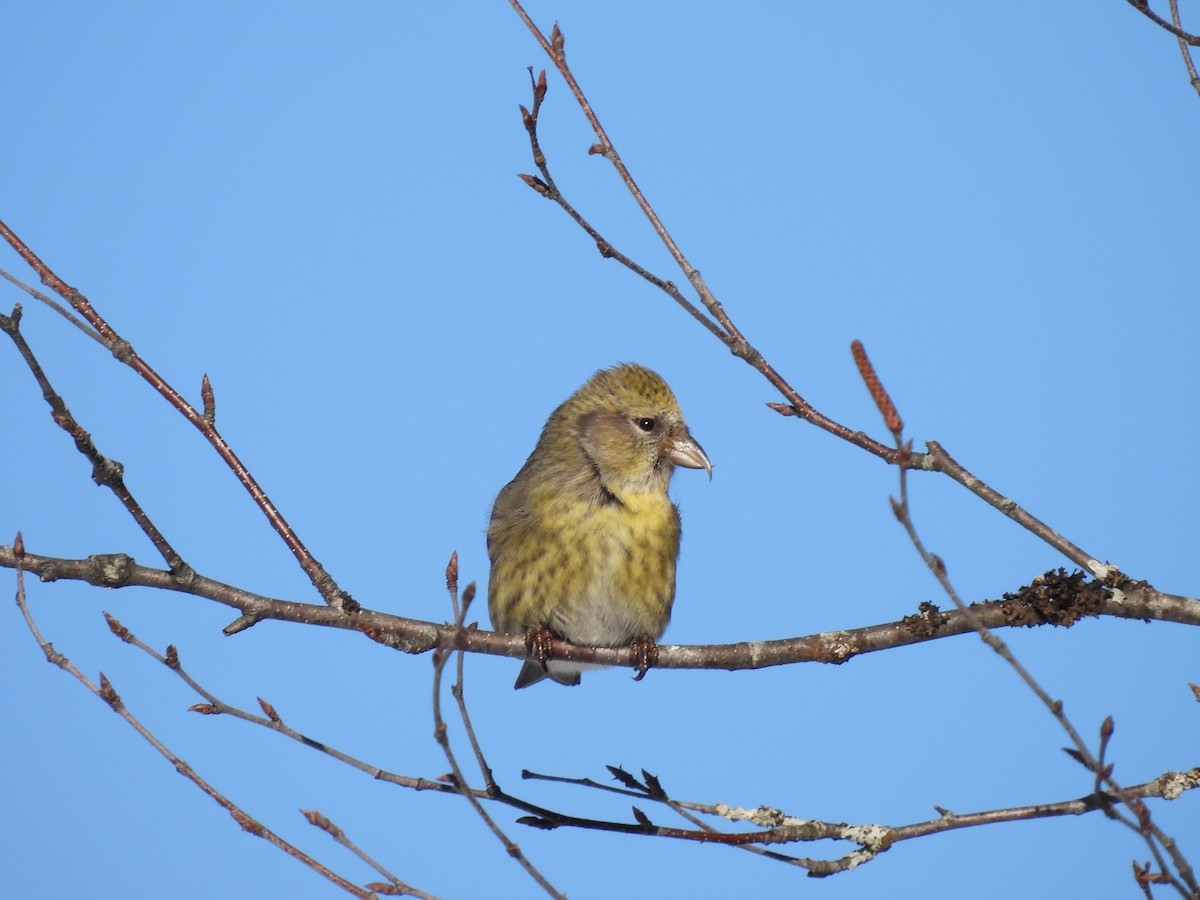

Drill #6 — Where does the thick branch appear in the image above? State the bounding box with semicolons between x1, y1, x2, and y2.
5;545;1196;674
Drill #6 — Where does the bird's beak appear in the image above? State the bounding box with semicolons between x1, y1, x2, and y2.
665;433;713;480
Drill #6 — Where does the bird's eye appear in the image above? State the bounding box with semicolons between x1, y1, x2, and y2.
635;417;656;432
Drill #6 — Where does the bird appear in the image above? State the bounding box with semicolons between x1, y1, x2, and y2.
487;363;711;688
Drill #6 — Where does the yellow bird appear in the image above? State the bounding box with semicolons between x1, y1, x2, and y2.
487;364;711;688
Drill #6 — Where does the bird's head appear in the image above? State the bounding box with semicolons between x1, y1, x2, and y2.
566;363;711;495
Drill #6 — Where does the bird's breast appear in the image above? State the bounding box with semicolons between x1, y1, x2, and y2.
541;491;680;646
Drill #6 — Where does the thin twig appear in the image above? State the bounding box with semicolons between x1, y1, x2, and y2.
503;4;1167;604
521;757;1200;876
97;589;1200;883
890;420;1197;895
507;3;909;466
432;555;566;899
517;69;730;346
1;308;190;576
925;440;1113;579
302;809;444;900
451;586;498;792
11;537;375;899
1169;0;1200;95
0;217;348;608
852;346;1196;892
508;7;746;344
62;596;1200;882
0;268;109;346
1126;0;1200;45
102;611;452;793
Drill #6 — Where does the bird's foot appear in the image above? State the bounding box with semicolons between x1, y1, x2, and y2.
524;624;556;673
630;636;660;681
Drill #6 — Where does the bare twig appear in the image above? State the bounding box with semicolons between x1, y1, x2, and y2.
11;535;375;899
303;809;444;900
102;611;450;793
504;5;1168;599
522;760;1200;876
1126;0;1200;45
502;31;1196;887
432;553;566;899
1169;0;1200;95
450;584;497;792
884;390;1198;895
0;217;349;608
0;268;108;346
65;594;1200;883
925;440;1116;579
516;68;729;346
507;2;905;466
1;308;191;576
509;12;745;344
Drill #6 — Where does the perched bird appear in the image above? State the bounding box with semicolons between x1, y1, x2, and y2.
487;363;711;688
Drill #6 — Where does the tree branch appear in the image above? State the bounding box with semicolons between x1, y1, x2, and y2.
0;218;350;608
6;544;1197;673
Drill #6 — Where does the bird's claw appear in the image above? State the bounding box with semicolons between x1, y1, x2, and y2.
525;624;556;672
630;636;659;681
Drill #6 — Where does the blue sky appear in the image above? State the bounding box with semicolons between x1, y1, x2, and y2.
3;3;1199;898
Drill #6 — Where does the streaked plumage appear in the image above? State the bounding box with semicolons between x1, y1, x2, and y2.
487;364;711;688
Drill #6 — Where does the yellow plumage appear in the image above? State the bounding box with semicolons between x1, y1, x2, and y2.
487;364;710;688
